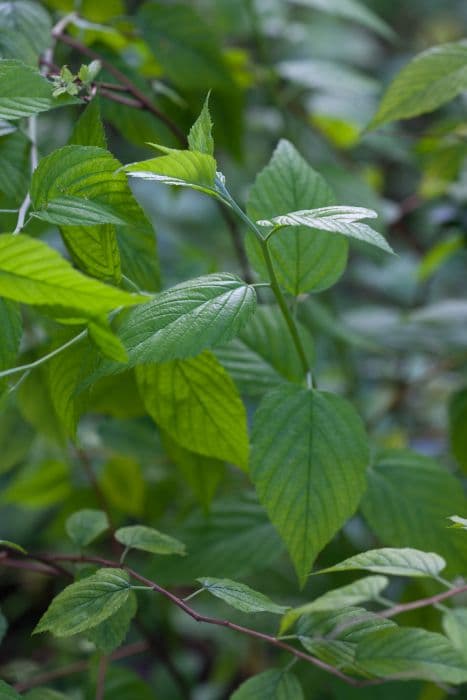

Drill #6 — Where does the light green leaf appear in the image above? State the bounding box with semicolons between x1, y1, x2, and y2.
280;575;388;633
317;547;446;579
449;388;467;473
290;0;394;40
449;515;467;530
0;539;27;554
0;298;22;376
250;384;369;586
66;509;108;548
355;627;467;683
197;577;288;614
370;41;467;128
2;460;70;508
89;273;256;379
34;568;131;637
230;669;304;699
88;317;128;364
31;195;128;227
246;139;348;294
69;97;107;148
115;525;186;556
0;1;52;55
361;449;467;575
124;146;217;194
0;234;144;317
0;59;75;120
87;590;137;654
138;352;249;469
258;205;393;254
188;93;214;155
61;223;122;284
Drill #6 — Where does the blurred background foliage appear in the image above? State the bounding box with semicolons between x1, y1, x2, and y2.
1;0;467;698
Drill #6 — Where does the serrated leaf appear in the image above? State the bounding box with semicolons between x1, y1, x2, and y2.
251;384;369;586
355;627;467;683
317;547;446;579
69;98;107;148
290;0;394;40
138;352;249;468
34;568;131;637
0;59;75;120
280;575;388;633
449;388;467;473
32;195;128;227
230;670;304;699
0;539;27;554
258;206;393;254
246;139;348;294
197;577;288;614
115;525;185;556
87;590;137;654
188;93;214;155
0;1;52;55
66;509;108;548
361;449;467;575
0;234;144;317
370;41;467;128
89;274;256;380
124;147;217;194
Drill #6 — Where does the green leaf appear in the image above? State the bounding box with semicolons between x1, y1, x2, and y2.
0;130;30;202
197;577;288;614
100;456;145;517
138;352;249;469
290;0;394;40
0;681;20;699
88;317;128;363
0;539;27;554
115;525;186;556
0;1;52;55
61;223;122;284
86;590;137;654
361;449;467;575
448;515;467;530
280;575;389;633
230;670;304;699
443;608;467;659
124;146;218;194
370;41;467;128
89;274;256;379
24;690;69;700
66;509;108;548
449;388;467;473
31;195;128;227
0;59;75;120
2;460;71;508
69;98;107;148
0;298;22;374
317;547;446;579
355;627;467;684
188;93;214;155
0;234;144;317
258;206;393;254
246;139;348;294
251;384;369;586
34;568;131;637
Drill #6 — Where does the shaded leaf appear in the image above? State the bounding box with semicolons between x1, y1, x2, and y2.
115;525;186;556
0;1;52;55
0;539;27;554
197;577;288;614
230;670;304;699
290;0;394;40
87;590;137;654
317;547;446;579
66;509;108;548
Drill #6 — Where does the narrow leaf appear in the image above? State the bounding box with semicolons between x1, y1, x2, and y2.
0;539;27;554
188;93;214;155
197;577;288;614
316;547;446;579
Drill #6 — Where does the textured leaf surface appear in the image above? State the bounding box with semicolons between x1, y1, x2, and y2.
66;509;108;548
86;590;137;654
115;525;186;556
197;577;288;614
370;41;467;128
280;575;388;633
317;547;446;579
355;627;467;683
0;59;73;120
32;195;128;227
0;234;143;316
290;0;393;39
258;206;393;254
361;449;467;574
188;94;214;155
246;139;348;294
251;384;369;585
124;147;217;192
0;1;52;54
138;352;249;468
230;670;304;699
34;568;131;637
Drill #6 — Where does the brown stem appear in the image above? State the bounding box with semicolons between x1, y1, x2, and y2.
380;584;467;618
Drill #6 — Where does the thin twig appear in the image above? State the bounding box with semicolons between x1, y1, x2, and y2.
380;584;467;618
0;330;87;380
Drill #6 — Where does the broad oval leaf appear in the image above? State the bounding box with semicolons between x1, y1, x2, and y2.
258;205;393;254
250;384;369;586
0;234;144;317
115;525;186;556
86;590;137;655
196;577;288;614
370;41;467;128
230;670;304;699
31;196;128;227
65;509;108;548
316;547;446;579
34;568;131;637
0;1;52;55
355;627;467;684
137;352;249;469
246;139;348;294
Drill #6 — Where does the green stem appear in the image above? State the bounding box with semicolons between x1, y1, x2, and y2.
0;330;86;380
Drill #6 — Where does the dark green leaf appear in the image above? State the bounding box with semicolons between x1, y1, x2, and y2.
230;670;304;699
87;590;137;654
